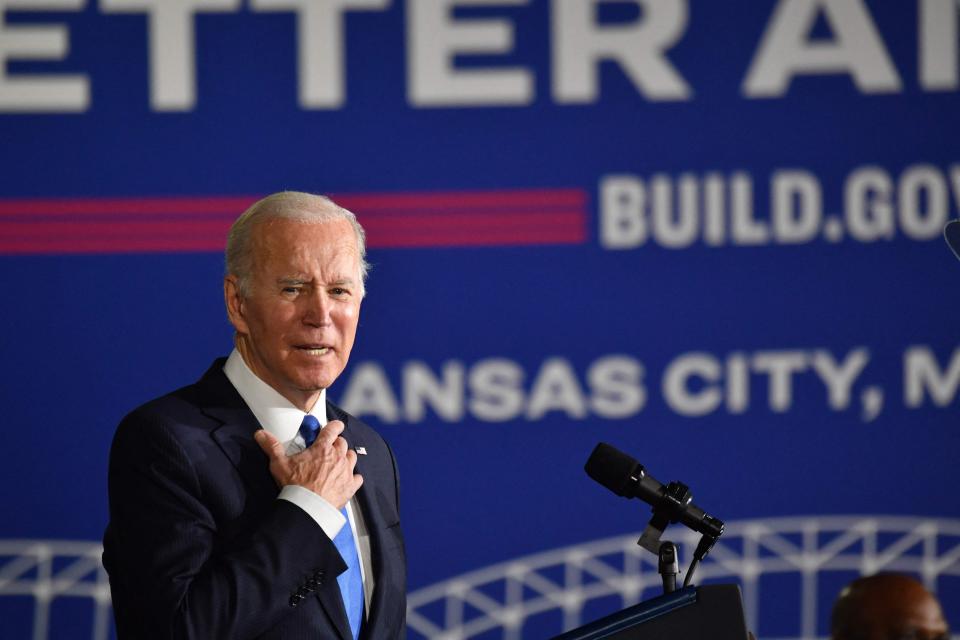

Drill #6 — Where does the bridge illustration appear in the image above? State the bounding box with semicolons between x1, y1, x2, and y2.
2;516;958;640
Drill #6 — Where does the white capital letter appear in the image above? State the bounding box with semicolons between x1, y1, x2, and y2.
588;356;646;418
402;360;465;422
526;358;587;420
600;175;647;248
339;363;401;423
662;353;721;417
101;0;241;111
552;0;690;102
251;0;389;109
0;0;88;112
920;0;960;91
468;358;525;421
743;0;901;97
752;351;808;412
905;346;960;407
731;172;769;245
651;174;698;248
845;166;894;242
899;164;948;241
772;169;822;243
811;348;868;410
408;0;532;107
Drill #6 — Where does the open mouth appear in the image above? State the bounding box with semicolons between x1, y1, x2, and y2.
295;345;330;356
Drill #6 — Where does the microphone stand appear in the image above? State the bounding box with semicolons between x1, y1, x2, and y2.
658;541;679;594
637;481;721;594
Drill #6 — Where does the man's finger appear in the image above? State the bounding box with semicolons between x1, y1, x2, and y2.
254;429;284;460
333;435;349;457
345;448;358;470
317;420;345;448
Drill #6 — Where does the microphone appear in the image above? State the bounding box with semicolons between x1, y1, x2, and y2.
585;442;724;541
945;219;960;261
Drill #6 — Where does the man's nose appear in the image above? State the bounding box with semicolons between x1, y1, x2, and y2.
302;290;331;326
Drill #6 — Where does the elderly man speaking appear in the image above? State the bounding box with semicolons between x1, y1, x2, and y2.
103;192;405;639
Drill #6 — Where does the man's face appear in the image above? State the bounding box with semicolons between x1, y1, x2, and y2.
835;576;950;640
225;216;362;411
863;589;950;640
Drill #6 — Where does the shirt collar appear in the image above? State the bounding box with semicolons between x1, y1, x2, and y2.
223;348;327;446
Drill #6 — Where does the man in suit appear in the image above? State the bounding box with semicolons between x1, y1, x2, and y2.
103;191;405;639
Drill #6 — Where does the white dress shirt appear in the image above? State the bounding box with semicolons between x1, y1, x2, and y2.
223;349;373;613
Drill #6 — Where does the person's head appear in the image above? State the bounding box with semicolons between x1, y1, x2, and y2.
224;191;369;411
831;574;949;640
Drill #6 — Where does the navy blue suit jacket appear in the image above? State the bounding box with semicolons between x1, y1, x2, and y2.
103;359;406;639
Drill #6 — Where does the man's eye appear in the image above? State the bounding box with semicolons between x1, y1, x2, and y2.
282;287;301;294
331;287;349;296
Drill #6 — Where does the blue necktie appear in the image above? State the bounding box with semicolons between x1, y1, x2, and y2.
298;414;364;640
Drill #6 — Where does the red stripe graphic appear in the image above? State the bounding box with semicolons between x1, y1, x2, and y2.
0;190;588;255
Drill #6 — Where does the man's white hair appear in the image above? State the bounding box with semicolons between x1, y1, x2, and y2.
226;191;370;297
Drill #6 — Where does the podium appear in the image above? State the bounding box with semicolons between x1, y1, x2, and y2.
550;584;749;640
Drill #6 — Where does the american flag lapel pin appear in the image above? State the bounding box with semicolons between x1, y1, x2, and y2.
355;446;367;455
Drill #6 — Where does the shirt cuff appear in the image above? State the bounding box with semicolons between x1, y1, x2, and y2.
278;485;346;541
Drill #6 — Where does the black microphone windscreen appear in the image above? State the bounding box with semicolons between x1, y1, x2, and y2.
946;219;960;261
585;442;640;497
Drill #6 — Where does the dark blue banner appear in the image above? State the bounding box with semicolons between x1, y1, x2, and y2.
1;1;958;638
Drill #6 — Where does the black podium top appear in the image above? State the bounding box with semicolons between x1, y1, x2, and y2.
551;584;748;640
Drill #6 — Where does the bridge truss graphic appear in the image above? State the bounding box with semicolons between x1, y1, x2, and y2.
1;516;958;640
0;539;111;640
406;516;960;640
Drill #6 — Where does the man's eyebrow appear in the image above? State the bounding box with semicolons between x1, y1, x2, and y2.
277;277;308;285
330;277;356;286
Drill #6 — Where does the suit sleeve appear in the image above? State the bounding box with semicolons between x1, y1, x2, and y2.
103;410;347;640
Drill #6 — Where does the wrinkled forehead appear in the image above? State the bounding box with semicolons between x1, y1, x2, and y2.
253;213;354;247
861;589;949;636
252;217;360;271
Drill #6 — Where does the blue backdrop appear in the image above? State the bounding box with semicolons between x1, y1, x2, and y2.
1;1;958;638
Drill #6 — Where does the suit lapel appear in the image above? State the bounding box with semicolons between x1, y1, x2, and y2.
328;403;401;638
321;403;373;640
198;364;278;501
208;408;278;502
328;403;392;530
199;362;355;640
209;415;353;639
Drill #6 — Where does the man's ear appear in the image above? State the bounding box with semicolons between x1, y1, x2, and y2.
224;275;250;335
